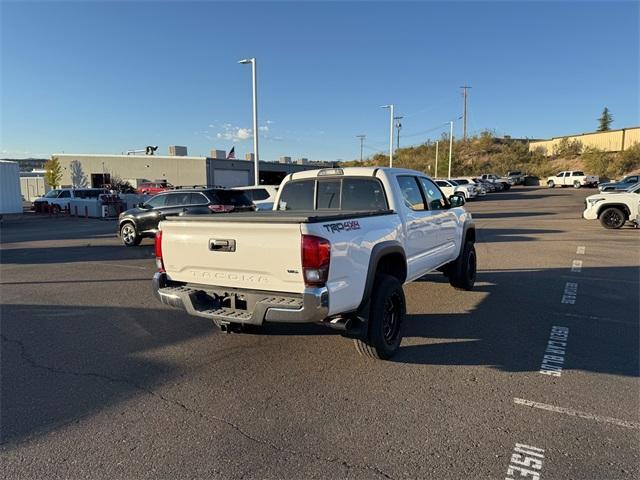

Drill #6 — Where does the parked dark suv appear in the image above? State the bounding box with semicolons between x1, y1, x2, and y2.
118;187;254;246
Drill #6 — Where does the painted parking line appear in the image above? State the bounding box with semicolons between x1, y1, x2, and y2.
570;260;583;273
561;282;578;304
539;326;569;377
505;443;545;480
561;274;637;285
514;398;640;430
576;246;586;255
562;312;636;326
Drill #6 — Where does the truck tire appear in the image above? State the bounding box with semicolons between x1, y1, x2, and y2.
599;207;626;229
547;180;555;188
120;222;142;246
573;181;581;189
354;274;405;360
448;241;477;291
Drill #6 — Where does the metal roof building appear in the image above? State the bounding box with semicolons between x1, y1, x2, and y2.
52;151;334;189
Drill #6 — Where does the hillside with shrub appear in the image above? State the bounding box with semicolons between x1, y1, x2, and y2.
342;131;640;181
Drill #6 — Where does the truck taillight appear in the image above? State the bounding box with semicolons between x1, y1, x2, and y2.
155;230;165;272
301;235;330;287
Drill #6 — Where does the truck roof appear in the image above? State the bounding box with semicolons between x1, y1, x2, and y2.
287;166;427;181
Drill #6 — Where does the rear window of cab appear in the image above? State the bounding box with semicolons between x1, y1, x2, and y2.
277;177;388;211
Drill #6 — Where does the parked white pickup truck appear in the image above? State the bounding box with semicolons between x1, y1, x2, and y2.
153;167;476;359
546;170;599;188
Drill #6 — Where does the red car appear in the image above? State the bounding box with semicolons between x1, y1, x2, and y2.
137;181;173;195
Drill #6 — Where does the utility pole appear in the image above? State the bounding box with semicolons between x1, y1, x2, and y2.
356;135;366;162
448;120;454;179
381;105;394;167
394;116;403;150
434;141;439;178
460;85;471;140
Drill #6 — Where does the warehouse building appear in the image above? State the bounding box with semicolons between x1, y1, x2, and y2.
53;147;334;188
529;126;640;156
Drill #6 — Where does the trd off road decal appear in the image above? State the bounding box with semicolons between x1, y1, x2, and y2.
322;220;361;233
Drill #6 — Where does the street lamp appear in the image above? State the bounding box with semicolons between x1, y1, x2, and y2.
381;104;394;167
238;57;259;185
448;120;454;179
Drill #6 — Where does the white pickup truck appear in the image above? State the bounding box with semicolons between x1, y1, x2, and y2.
153;167;477;359
546;170;599;188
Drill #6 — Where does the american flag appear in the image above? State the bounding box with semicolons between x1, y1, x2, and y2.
227;147;235;159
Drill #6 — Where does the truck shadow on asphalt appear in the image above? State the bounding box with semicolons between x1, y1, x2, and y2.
398;266;639;379
476;228;564;243
470;211;553;220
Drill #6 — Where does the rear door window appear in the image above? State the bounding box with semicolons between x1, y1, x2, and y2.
277;180;315;210
165;193;190;206
341;178;387;210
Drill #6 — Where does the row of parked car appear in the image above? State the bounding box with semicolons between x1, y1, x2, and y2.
431;172;525;201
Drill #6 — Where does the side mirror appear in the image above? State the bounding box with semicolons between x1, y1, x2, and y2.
138;202;148;208
449;194;465;207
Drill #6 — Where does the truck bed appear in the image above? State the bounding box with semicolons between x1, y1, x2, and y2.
164;209;394;224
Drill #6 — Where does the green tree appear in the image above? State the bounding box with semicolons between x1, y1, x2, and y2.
597;107;613;131
44;156;62;188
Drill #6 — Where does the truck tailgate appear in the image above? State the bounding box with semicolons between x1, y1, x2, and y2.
160;219;305;293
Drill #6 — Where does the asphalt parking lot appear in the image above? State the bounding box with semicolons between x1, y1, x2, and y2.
1;186;638;479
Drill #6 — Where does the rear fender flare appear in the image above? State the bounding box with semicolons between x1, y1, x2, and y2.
356;242;407;316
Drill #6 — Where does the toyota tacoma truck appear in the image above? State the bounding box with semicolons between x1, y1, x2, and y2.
152;167;476;359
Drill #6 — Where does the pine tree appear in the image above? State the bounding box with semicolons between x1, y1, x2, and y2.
44;157;63;188
597;107;613;131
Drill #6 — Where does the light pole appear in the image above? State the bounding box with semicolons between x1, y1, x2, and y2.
381;104;394;167
238;58;259;185
356;135;366;162
434;141;439;178
448;120;454;179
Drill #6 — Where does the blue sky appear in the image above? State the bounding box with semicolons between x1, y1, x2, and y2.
1;1;638;161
